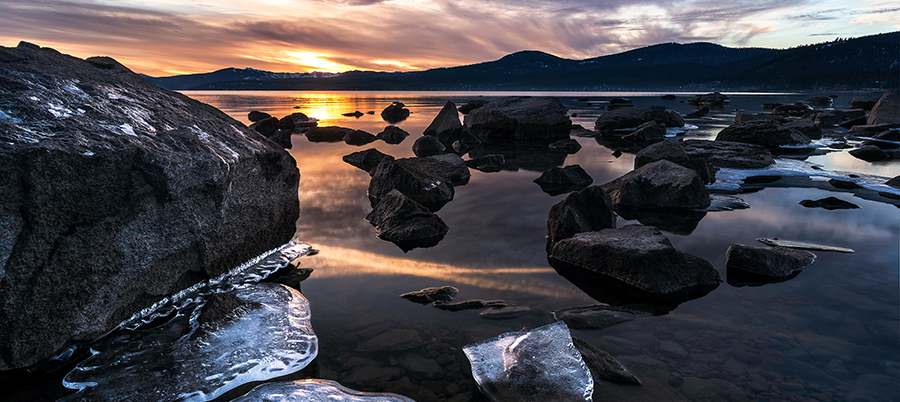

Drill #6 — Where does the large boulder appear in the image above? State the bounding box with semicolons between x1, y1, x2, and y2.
368;157;454;211
463;96;571;142
306;126;369;143
634;139;714;184
546;186;616;251
365;189;448;252
399;153;471;186
850;92;882;110
343;148;389;175
376;125;409;144
533;165;593;196
424;101;462;145
549;225;721;300
681;140;775;169
715;120;810;151
601;160;711;212
0;43;300;370
594;105;685;131
725;245;815;285
868;90;899;125
411;135;446;157
381;102;410;123
622;121;667;144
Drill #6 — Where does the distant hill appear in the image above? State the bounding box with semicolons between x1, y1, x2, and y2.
145;32;899;91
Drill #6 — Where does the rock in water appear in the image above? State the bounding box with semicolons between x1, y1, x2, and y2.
0;43;299;370
571;337;641;385
686;92;729;107
424;101;462;144
549;138;582;153
798;197;861;210
533;165;594;195
411;135;446;157
376;125;409;144
466;154;505;172
62;283;318;402
681;139;775;169
365;189;449;251
343;148;389;175
554;305;648;330
726;245;816;286
601;160;711;211
399;153;471;186
867;90;899;125
714;120;811;151
231;380;416;402
594;105;685;131
549;225;721;301
546;186;616;250
368;157;454;211
463;96;571;142
849;145;889;162
400;285;459;304
757;238;854;253
463;321;594;402
457;99;488;114
381;102;410;123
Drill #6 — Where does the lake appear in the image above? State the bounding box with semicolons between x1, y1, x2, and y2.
18;91;900;401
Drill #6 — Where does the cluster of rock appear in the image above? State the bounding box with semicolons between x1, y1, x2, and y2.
247;110;317;148
0;42;300;370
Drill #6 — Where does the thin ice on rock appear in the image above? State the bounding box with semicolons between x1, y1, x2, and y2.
231;379;417;402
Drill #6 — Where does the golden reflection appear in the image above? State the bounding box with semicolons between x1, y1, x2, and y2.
307;245;580;299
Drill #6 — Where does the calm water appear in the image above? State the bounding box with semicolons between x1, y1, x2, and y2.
15;91;897;402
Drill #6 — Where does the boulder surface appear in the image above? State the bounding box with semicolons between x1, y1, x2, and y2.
463;96;571;141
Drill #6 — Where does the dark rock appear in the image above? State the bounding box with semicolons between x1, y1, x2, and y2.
412;135;446;157
868;89;899;125
619;209;708;236
734;113;788;124
887;176;900;189
457;99;488;114
343;148;389;174
661;95;677;100
368;157;454;212
376;126;409;144
686;92;729;107
275;267;314;290
861;130;900;150
342;110;364;117
607;98;634;110
277;115;296;131
285;112;317;128
399;154;471;186
452;139;468;154
546;186;616;251
799;197;861;210
548;138;581;153
601;160;711;211
611;150;623;158
463;96;571;142
460;128;484;146
726;245;815;285
433;299;507;311
634;139;689;167
193;292;262;340
366;111;375;115
424;101;462;144
715;120;811;151
848;123;900;134
805;96;832;107
622;121;667;144
467;139;567;172
572;337;641;385
248;110;271;122
761;102;782;109
400;286;459;304
554;305;648;330
814;109;866;128
772;103;813;117
465;154;505;172
0;43;299;369
828;179;863;189
786;119;822;140
381;102;410;123
849;145;889;162
249;116;279;137
595;105;685;131
549;225;721;301
344;129;378;146
684;107;709;118
850;92;882;110
757;237;854;253
839;116;868;130
479;306;537;319
682;140;775;169
268;129;292;149
533;165;593;195
365;189;449;252
306;126;366;142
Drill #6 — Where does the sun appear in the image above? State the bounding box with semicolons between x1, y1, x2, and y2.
286;52;355;73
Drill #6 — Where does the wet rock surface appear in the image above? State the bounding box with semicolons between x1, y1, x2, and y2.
554;305;649;330
368;156;454;212
546;185;616;249
533;164;593;195
365;190;449;252
0;43;300;370
572;337;641;385
381;102;410;123
465;154;505;172
376;126;409;144
798;197;861;210
343;148;389;174
595;105;685;131
682;140;775;169
726;245;816;286
601;160;711;211
463;96;571;142
399;154;471;186
399;286;459;304
715;120;811;151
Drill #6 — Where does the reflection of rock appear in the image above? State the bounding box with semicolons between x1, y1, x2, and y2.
399;154;471;186
867;89;899;125
533;165;593;195
343;148;389;175
617;209;707;236
376;126;409;144
595;105;685;131
306;126;369;143
726;245;815;287
368;157;454;212
715;120;810;151
465;154;505;172
400;286;459;304
549;138;582;153
343;129;377;146
799;196;860;210
365;189;449;252
602;160;711;211
682;140;775;169
463;96;571;142
411;135;446;157
546;185;616;250
467;140;567;172
553;305;648;330
635;139;716;183
381;102;410;123
572;337;641;385
275;267;314;291
684;106;709;118
549;225;720;312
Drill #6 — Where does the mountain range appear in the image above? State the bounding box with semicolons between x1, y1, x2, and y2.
142;31;899;91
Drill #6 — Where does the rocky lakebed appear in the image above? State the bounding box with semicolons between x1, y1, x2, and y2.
1;42;899;402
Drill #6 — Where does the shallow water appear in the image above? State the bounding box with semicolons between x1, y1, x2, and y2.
10;91;899;402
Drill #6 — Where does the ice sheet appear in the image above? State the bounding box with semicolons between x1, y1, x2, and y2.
231;379;417;402
462;321;593;402
710;158;900;197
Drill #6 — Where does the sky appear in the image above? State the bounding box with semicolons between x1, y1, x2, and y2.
0;0;898;76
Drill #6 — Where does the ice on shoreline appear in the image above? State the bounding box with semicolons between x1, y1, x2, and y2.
231;379;416;402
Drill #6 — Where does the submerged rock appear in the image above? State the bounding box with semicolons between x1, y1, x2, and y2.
368;156;454;212
549;225;721;302
533;165;593;195
433;299;507;311
546;185;616;250
572;337;641;385
232;380;416;402
726;245;816;286
462;321;594;402
400;285;459;304
601;160;711;211
553;305;648;330
549;138;582;153
376;126;409;144
595;105;685;131
365;189;449;252
62;283;317;402
757;238;854;253
466;154;506;172
799;197;861;210
343;148;390;175
0;43;300;370
381;102;410;123
463;96;571;142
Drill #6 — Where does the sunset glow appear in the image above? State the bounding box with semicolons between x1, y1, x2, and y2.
0;0;897;76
